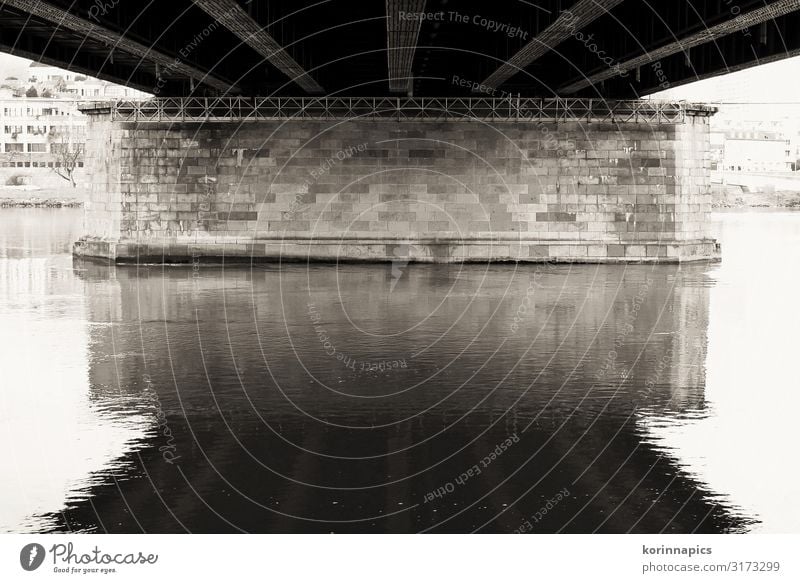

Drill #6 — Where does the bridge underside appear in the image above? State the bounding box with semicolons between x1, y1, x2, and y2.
1;0;800;98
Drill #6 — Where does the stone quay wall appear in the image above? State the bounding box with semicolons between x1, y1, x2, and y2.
73;102;719;263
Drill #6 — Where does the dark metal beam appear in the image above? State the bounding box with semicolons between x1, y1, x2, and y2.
0;39;155;95
386;0;425;93
190;0;324;94
480;0;625;91
560;0;800;94
1;0;237;93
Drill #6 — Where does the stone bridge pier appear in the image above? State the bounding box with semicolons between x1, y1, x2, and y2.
73;98;720;263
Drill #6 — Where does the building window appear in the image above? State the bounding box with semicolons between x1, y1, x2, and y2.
27;143;47;153
4;143;23;152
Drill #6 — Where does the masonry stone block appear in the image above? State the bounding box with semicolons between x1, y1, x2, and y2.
74;108;719;264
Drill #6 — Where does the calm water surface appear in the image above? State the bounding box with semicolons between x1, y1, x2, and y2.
1;208;799;533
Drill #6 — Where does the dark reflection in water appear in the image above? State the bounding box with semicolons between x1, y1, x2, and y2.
2;209;799;533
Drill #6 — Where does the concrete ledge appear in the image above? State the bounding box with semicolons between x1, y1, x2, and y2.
73;236;721;264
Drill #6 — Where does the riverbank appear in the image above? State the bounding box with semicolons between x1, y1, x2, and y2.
712;184;800;209
0;197;83;208
0;186;86;208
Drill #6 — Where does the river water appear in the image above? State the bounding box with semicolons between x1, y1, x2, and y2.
1;209;798;533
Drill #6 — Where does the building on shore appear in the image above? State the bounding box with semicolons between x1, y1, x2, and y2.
0;62;149;189
717;123;794;173
650;62;800;177
0;97;86;189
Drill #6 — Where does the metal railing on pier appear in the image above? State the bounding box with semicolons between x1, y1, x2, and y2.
79;97;716;124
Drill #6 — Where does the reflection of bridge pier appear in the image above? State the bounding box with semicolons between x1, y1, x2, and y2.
51;258;750;533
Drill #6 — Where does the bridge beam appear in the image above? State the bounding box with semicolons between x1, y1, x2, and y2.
560;0;800;94
190;0;324;94
1;0;237;94
0;40;155;95
386;0;426;93
479;0;625;92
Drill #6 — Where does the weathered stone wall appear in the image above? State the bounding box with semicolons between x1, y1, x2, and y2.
83;115;121;239
74;111;719;262
673;115;713;243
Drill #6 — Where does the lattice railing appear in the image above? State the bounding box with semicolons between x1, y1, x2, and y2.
82;97;715;123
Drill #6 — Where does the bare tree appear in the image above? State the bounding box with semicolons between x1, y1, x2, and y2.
48;125;85;187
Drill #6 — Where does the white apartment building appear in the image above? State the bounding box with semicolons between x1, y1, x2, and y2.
27;62;149;99
0;62;149;186
0;97;85;171
720;125;794;173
